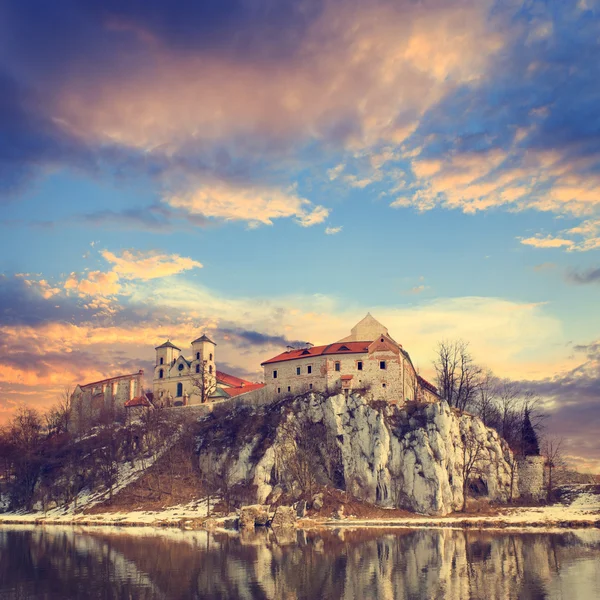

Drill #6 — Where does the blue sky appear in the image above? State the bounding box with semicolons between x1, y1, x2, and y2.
0;0;599;470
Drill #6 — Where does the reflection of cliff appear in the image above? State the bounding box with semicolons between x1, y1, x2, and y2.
1;527;599;599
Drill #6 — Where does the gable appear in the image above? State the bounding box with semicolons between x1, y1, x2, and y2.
368;334;400;355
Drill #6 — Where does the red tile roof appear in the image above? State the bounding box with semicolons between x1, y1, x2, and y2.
216;370;255;388
222;383;266;398
261;342;370;365
340;375;354;380
125;396;152;408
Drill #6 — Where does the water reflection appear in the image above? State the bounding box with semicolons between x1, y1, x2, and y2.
0;525;599;599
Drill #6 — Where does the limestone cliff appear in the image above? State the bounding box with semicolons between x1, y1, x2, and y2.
196;393;517;516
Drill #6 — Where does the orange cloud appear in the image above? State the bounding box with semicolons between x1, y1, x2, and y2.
168;183;328;227
101;249;203;280
64;270;121;297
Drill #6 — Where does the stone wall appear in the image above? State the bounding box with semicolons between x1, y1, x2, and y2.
516;455;545;501
264;350;419;405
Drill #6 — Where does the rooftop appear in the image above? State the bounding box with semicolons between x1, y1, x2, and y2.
216;370;255;388
192;334;216;345
155;340;180;350
261;341;371;365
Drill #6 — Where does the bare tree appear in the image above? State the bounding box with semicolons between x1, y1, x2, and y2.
460;427;486;512
542;437;565;501
6;407;44;510
45;386;73;437
475;369;499;427
191;360;218;404
433;340;482;411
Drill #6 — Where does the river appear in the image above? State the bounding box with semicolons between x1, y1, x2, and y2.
0;526;599;599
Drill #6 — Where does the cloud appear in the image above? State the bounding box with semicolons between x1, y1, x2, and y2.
64;270;121;297
388;3;600;245
77;204;179;233
0;0;504;228
167;182;328;227
101;249;203;280
325;226;343;235
520;219;600;252
520;236;575;250
566;266;600;284
516;341;600;471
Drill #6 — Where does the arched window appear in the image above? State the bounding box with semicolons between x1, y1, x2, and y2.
209;365;213;374
177;382;183;397
159;369;163;379
209;353;213;361
196;364;200;373
196;352;200;360
160;357;164;365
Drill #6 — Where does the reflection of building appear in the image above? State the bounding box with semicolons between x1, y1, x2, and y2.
71;370;144;429
152;334;264;406
261;314;439;404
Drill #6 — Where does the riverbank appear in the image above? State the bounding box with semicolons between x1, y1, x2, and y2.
1;486;599;530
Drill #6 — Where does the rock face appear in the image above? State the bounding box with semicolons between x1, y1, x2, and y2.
197;394;518;516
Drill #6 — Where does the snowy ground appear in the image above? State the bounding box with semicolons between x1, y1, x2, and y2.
0;499;210;527
321;485;600;529
1;485;598;531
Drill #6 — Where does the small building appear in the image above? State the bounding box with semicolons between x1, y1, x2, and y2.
124;393;154;422
261;313;439;405
152;334;264;406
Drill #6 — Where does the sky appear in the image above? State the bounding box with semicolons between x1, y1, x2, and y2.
0;0;599;471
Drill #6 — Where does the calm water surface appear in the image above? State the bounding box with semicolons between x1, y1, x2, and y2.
1;525;599;599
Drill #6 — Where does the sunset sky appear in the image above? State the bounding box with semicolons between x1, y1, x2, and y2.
1;1;599;471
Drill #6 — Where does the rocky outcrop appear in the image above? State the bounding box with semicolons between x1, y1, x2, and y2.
196;393;518;516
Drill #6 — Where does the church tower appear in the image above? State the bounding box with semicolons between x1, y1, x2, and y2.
155;340;180;380
191;334;217;383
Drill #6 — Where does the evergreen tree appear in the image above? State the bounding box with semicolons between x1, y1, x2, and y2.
521;408;540;456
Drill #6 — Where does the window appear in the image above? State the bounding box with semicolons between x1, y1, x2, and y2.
159;357;164;365
273;370;278;379
382;383;387;388
309;383;313;389
196;352;200;360
209;365;213;374
178;363;184;371
296;366;301;375
196;364;200;373
307;365;312;374
335;361;341;372
277;387;281;394
357;361;363;371
159;369;164;379
380;360;386;370
177;382;183;397
209;353;213;361
287;386;291;392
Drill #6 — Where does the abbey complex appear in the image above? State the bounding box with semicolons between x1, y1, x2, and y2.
61;313;548;513
71;314;439;418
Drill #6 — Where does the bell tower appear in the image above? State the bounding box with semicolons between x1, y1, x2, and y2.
155;340;180;370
